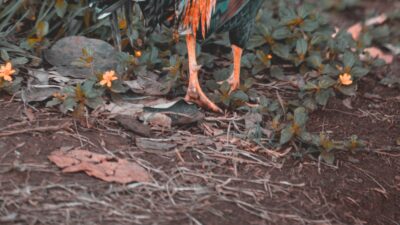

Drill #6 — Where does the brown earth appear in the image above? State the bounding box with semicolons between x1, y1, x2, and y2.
1;0;400;224
0;61;399;225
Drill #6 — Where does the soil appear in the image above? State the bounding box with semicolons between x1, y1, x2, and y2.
1;63;399;225
1;1;400;225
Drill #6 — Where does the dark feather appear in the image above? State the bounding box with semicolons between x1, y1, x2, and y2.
92;0;263;48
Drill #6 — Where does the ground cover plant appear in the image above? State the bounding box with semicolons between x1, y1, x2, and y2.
0;0;399;224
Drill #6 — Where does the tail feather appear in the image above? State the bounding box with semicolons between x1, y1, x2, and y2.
182;0;216;38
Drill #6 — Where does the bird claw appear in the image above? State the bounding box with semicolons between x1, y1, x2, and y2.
217;74;240;93
226;76;240;93
185;84;223;113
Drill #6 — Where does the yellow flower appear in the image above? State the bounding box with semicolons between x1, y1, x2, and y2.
53;92;67;101
0;62;16;82
134;50;142;58
339;73;353;86
99;70;118;88
118;18;127;30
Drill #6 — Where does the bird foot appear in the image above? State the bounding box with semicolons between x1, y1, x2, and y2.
218;74;240;94
185;82;223;113
226;75;240;92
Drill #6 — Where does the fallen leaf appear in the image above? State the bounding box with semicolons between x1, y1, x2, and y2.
347;22;363;40
365;14;388;26
346;14;394;64
142;113;172;129
48;149;150;184
28;69;50;85
363;47;394;64
347;14;388;41
384;44;400;55
102;102;143;117
136;138;177;151
22;86;60;102
115;115;151;137
125;71;170;96
144;99;204;125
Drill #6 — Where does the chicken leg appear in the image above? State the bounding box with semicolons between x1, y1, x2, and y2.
184;34;223;113
226;45;243;92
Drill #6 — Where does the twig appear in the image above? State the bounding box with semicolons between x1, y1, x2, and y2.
0;122;71;137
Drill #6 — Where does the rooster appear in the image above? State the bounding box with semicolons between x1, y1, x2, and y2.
94;0;263;113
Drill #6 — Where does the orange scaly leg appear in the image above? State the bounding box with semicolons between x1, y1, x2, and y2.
226;45;243;92
184;34;223;113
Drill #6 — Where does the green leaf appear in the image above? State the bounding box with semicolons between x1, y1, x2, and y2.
220;81;231;95
11;57;29;65
351;67;369;78
1;49;9;61
55;0;68;17
61;97;77;113
272;27;292;40
81;80;97;98
301;19;319;32
206;80;219;91
272;43;290;59
315;89;333;106
296;39;308;56
302;97;318;111
243;78;254;90
231;90;249;102
46;98;62;107
302;81;318;91
307;54;322;69
322;64;338;76
270;66;285;80
297;4;313;18
213;67;231;81
36;21;49;39
86;96;103;109
294;107;307;127
299;131;313;142
318;76;336;89
63;86;76;96
110;80;129;93
343;51;356;68
279;7;297;21
337;84;357;96
280;125;294;145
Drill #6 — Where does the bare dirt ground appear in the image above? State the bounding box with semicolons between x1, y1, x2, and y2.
0;62;399;225
1;1;400;225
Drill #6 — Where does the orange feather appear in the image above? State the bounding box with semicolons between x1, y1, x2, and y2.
182;0;216;38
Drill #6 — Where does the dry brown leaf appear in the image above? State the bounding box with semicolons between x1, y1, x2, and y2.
136;138;177;151
346;14;394;65
347;14;388;40
48;149;150;184
142;113;172;129
364;47;394;64
347;22;363;40
365;14;388;26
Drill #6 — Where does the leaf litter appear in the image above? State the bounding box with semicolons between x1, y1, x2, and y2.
0;1;399;224
48;149;151;184
346;13;395;64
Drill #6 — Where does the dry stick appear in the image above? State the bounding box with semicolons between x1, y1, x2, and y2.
0;121;30;131
0;122;71;137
